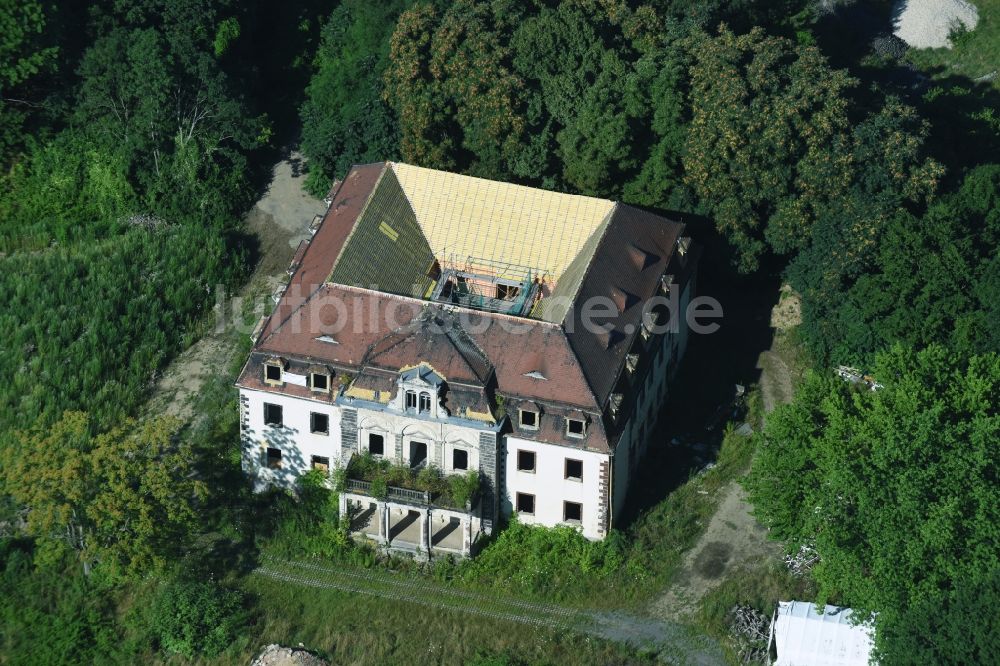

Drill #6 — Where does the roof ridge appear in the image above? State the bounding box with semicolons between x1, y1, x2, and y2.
326;162;388;279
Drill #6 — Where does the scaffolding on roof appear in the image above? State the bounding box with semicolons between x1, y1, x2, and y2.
430;254;543;316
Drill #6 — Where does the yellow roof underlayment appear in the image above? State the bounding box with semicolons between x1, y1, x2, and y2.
390;162;616;282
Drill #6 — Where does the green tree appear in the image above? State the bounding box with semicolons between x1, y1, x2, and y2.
1;412;208;576
75;10;263;219
148;579;246;658
684;25;858;271
385;0;528;177
747;345;1000;654
0;0;57;163
299;0;410;195
791;164;998;365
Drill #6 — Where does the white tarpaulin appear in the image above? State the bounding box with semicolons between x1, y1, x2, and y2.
769;601;875;666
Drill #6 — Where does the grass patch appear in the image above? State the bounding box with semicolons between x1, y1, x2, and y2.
905;0;1000;86
224;575;652;666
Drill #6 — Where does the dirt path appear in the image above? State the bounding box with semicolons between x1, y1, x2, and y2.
145;152;325;421
649;484;781;623
256;556;726;664
648;286;802;624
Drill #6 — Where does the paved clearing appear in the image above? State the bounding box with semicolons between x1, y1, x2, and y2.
145;152;324;421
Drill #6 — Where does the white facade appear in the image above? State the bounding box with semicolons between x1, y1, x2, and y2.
240;386;342;490
502;436;608;540
239;281;696;547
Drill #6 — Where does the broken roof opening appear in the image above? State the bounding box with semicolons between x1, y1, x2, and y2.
430;255;542;316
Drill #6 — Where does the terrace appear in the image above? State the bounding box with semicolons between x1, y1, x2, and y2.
338;453;483;558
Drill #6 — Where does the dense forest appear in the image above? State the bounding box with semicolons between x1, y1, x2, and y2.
1;0;998;663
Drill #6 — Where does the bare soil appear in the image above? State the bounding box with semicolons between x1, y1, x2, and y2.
144;153;324;421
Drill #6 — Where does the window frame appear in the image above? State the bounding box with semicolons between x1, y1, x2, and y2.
311;455;330;473
310;411;329;435
516;449;536;473
265;447;282;469
405;390;417;410
564;458;583;482
263;361;283;385
309;371;330;393
418;391;432;413
566;417;586;438
518;408;538;430
563;501;582;524
263;402;283;427
515;492;535;515
368;433;385;457
452;448;469;471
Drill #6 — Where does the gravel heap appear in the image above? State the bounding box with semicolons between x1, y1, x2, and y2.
250;644;330;666
893;0;980;49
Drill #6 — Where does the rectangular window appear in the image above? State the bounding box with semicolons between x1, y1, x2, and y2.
566;418;586;438
310;412;329;435
516;450;536;472
565;458;583;481
368;433;384;456
265;447;282;469
419;392;431;412
516;492;535;515
311;456;330;472
452;449;469;470
310;372;329;392
264;363;282;384
263;403;283;426
564;501;582;524
519;409;538;429
405;391;417;409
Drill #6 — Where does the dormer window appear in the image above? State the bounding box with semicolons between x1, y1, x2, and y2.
519;408;538;430
263;359;283;386
625;353;639;374
397;364;445;418
660;274;674;294
566;417;586;438
309;371;330;393
609;393;624;420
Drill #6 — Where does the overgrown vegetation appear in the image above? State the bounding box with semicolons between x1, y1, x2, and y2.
342;451;482;509
747;346;1000;662
3;0;999;662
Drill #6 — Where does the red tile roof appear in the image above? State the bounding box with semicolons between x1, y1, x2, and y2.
240;163;698;454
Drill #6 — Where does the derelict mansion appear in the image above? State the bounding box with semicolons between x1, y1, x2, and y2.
237;162;699;557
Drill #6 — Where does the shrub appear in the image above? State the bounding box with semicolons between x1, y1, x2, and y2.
448;471;481;508
370;476;388;500
149;579;247;658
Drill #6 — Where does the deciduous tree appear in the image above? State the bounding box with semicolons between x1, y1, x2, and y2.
747;345;1000;655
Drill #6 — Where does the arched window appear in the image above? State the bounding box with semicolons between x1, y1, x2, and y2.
419;392;431;412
